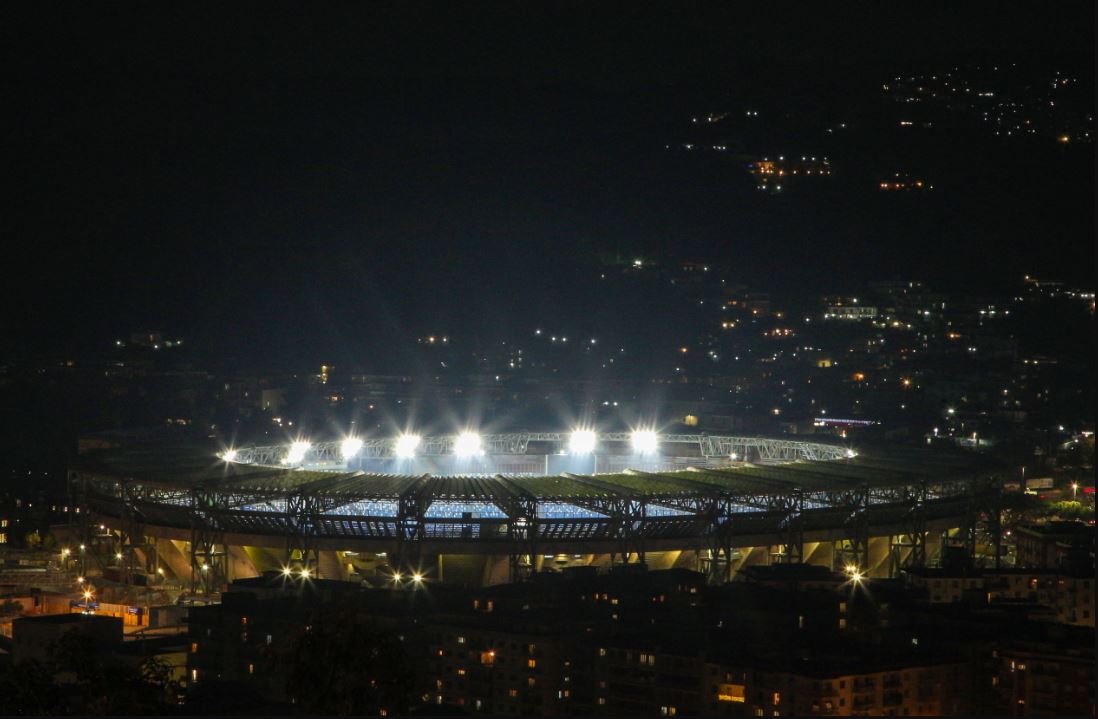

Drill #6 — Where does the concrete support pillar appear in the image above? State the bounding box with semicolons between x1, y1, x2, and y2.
867;536;891;577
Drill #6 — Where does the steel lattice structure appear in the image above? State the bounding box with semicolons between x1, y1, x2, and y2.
70;436;1003;585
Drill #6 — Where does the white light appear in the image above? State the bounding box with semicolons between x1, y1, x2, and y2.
454;432;483;458
845;449;857;458
412;573;424;583
569;430;597;455
631;430;659;454
300;567;311;579
285;441;311;464
222;449;238;462
395;434;421;459
340;437;364;460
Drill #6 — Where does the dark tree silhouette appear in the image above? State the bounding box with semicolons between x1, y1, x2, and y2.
277;605;415;715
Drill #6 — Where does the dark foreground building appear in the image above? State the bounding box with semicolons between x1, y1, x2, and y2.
182;567;1095;716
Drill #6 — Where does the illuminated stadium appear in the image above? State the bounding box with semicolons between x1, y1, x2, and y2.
70;431;1004;591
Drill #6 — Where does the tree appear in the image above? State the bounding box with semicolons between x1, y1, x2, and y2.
45;630;181;715
0;658;61;715
0;599;24;617
278;604;415;715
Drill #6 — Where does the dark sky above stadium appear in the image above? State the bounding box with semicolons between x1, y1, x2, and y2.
3;3;1094;369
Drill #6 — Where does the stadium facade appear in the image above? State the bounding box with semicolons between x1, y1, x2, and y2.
69;432;1005;592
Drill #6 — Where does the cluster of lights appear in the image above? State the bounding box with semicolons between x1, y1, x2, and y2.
395;434;421;459
340;437;363;460
234;429;683;464
284;441;311;465
390;571;425;587
454;432;484;458
568;430;597;455
281;566;313;579
631;430;659;454
844;564;865;584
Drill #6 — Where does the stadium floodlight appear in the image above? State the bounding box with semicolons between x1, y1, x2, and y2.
631;430;659;454
394;434;421;459
284;441;311;465
454;432;483;458
569;429;597;455
222;449;238;463
411;572;424;584
845;449;857;458
340;437;364;460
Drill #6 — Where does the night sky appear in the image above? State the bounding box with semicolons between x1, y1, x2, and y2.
4;3;1093;370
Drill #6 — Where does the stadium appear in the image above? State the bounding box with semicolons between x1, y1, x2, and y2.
69;431;1004;591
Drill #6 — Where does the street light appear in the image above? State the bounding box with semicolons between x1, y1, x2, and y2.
1072;483;1079;501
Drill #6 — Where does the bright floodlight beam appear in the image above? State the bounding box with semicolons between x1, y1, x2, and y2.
340;437;364;460
569;429;597;455
285;441;311;465
394;434;421;459
222;449;238;463
631;430;659;454
454;432;483;458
